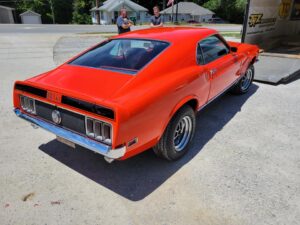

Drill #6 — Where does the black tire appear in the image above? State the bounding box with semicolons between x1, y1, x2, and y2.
230;64;254;95
153;105;196;161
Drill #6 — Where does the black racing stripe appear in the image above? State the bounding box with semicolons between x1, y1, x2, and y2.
61;96;115;120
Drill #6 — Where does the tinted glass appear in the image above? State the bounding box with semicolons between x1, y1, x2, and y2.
199;35;229;64
70;39;169;75
196;43;205;65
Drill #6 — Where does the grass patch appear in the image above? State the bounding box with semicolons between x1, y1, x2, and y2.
220;32;241;38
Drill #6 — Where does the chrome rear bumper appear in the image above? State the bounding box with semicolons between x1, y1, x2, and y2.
14;109;126;159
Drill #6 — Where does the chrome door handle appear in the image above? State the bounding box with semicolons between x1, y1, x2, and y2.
210;68;217;75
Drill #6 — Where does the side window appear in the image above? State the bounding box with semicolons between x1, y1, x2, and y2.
196;43;205;65
199;35;229;64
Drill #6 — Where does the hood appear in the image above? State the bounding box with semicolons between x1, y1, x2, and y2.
27;64;134;102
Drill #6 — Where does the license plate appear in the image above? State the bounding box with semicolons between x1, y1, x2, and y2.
56;136;75;149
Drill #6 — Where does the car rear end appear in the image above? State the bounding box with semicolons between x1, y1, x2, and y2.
13;82;126;162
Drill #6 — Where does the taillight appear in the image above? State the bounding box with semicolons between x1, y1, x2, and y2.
20;95;36;115
85;117;112;145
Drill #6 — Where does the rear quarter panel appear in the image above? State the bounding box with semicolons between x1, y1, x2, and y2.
115;44;210;159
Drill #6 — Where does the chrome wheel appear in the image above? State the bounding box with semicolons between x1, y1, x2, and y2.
241;68;253;91
173;116;193;152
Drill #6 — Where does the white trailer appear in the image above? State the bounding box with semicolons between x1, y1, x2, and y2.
242;0;300;83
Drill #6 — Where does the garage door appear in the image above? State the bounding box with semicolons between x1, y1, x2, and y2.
22;16;41;24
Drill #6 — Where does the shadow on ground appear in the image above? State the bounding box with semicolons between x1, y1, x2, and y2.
281;70;300;85
39;84;258;201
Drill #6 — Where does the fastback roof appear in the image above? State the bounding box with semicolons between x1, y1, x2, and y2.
114;27;217;44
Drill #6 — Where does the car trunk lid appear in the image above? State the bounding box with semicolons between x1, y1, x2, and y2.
26;64;134;102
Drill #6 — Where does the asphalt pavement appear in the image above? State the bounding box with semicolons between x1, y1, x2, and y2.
0;29;299;225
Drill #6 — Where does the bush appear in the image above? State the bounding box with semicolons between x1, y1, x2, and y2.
203;0;247;24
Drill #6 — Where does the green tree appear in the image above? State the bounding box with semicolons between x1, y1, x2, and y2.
15;0;52;23
72;0;94;24
14;0;73;24
203;0;247;23
53;0;73;24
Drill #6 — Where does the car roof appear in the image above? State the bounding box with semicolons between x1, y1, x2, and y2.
112;27;218;44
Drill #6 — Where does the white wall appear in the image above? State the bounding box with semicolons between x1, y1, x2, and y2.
92;10;149;25
21;15;41;24
244;0;300;50
0;8;14;23
162;13;212;23
199;14;213;22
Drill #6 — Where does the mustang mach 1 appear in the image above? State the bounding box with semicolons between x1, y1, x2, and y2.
13;27;259;162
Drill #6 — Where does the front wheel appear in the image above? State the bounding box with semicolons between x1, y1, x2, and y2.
153;105;196;161
230;64;254;95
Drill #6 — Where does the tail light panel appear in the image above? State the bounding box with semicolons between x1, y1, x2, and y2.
85;117;112;145
20;95;36;115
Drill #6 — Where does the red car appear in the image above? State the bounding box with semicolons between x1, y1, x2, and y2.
13;27;259;162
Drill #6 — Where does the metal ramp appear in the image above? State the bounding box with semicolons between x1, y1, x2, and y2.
254;55;300;84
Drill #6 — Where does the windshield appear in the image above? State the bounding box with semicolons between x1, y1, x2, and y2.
69;39;169;75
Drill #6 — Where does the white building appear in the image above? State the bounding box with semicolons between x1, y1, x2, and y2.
91;0;149;25
161;2;214;23
0;5;15;24
20;10;42;24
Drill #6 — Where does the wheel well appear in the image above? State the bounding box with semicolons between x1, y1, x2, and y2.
184;99;198;111
159;98;198;142
250;57;256;65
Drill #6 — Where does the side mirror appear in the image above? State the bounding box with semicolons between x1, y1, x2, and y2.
230;47;238;53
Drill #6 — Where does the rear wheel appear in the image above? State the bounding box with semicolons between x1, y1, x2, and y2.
153;105;196;161
230;65;254;95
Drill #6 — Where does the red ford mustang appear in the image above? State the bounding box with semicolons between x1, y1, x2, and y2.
13;27;259;162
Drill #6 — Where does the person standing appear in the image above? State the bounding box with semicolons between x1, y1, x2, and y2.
117;8;133;34
150;6;164;28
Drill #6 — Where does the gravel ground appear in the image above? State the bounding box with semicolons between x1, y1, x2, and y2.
0;33;299;225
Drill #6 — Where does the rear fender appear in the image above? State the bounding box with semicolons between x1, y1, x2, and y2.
158;95;198;140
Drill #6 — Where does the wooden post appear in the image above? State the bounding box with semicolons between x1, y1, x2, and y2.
175;0;179;24
96;0;100;24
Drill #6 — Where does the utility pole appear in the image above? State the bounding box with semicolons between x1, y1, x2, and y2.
95;0;100;24
171;1;174;22
49;0;55;24
175;0;179;24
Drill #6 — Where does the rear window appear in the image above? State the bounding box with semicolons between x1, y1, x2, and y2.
69;39;169;75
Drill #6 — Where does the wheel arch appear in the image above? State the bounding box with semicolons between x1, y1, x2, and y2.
250;56;257;65
157;96;199;141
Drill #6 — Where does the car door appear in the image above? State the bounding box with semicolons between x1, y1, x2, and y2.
198;35;239;101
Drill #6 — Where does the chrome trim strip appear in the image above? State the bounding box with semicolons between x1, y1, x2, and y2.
14;109;125;159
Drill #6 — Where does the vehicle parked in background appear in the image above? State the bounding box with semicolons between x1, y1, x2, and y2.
187;20;198;24
13;27;259;163
208;17;228;24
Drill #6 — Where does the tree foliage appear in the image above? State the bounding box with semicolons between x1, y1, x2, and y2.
13;0;73;24
72;0;94;24
15;0;52;23
3;0;247;24
203;0;247;23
